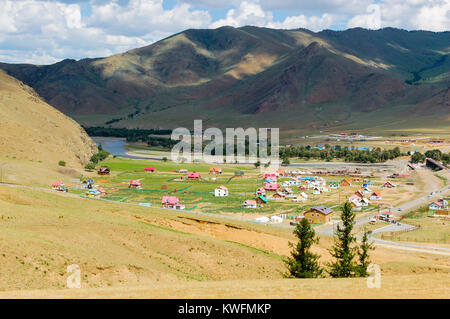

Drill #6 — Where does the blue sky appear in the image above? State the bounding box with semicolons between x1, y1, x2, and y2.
0;0;448;64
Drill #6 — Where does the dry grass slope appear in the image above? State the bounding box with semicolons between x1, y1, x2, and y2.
0;70;97;167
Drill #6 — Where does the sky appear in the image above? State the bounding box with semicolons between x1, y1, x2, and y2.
0;0;449;64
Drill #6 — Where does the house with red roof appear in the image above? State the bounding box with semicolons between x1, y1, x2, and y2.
188;172;201;180
52;181;64;188
264;182;280;191
242;200;257;208
144;167;156;172
129;180;141;188
162;196;185;209
429;201;443;210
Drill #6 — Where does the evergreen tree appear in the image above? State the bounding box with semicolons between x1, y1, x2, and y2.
328;201;357;277
285;218;323;278
355;231;375;277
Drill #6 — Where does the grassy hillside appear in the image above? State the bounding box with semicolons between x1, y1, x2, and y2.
0;27;449;134
0;70;97;167
0;182;448;296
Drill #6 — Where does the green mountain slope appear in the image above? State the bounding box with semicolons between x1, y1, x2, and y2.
0;26;448;134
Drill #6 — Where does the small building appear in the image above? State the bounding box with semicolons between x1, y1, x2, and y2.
281;187;293;196
312;187;321;195
256;187;266;196
328;181;340;189
187;172;201;180
379;211;393;220
363;187;372;194
382;181;396;188
341;178;351;187
256;195;268;204
429;201;443;210
303;206;334;224
353;190;365;199
277;169;286;176
98;187;107;195
82;178;95;189
97;167;110;175
55;185;68;192
370;191;382;201
162;196;180;209
214;186;229;197
177;169;188;174
52;181;64;189
242;200;257;209
264;182;280;191
87;189;101;197
144;167;156;172
349;197;362;208
129;180;141;188
209;167;222;174
361;197;370;207
272;192;286;199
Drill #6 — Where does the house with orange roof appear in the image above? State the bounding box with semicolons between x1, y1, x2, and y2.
370;191;382;201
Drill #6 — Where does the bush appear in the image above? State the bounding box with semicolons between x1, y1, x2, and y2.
85;163;96;170
58;161;66;166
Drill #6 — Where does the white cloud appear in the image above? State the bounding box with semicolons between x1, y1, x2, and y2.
210;1;272;28
0;0;211;63
210;1;336;31
347;0;450;31
89;0;211;36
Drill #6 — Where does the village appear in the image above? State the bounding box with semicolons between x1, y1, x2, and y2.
49;155;449;238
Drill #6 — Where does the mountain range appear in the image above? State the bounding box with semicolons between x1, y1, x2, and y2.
1;26;449;134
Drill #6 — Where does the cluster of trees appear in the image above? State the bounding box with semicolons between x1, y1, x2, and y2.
85;145;110;170
280;145;404;163
84;126;175;149
83;126;172;142
285;202;374;278
410;149;450;166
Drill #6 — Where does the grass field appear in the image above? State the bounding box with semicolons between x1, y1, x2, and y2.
380;209;450;245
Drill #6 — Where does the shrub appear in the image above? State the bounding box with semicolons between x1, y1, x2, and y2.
58;161;66;166
85;163;96;170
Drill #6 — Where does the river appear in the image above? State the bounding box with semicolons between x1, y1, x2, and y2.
91;136;155;160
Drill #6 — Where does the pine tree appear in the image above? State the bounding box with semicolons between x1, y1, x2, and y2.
356;231;375;277
328;201;357;277
285;218;323;278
